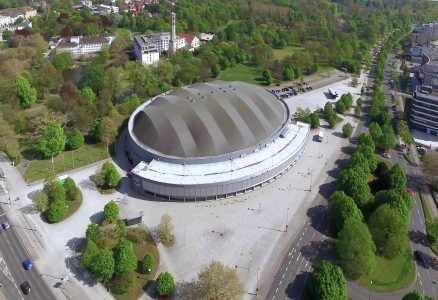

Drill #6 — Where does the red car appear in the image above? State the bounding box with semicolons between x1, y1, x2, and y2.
406;188;414;197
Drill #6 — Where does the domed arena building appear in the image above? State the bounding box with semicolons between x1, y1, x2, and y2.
126;81;309;201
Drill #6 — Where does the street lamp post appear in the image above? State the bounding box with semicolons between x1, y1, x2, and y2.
285;208;290;231
369;280;373;300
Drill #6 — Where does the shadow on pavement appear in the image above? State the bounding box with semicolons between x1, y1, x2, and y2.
89;211;103;224
306;205;329;235
65;237;96;287
415;250;438;271
409;230;429;247
173;280;197;300
285;271;310;300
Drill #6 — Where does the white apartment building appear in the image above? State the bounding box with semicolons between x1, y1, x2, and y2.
146;32;185;53
55;36;113;56
134;35;160;65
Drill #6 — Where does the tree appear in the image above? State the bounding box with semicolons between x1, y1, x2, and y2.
283;66;295;81
335;100;346;114
354;105;362;117
64;177;79;201
386;164;407;191
328;191;363;233
39;121;66;158
422;151;438;186
69;128;84;150
211;64;221;78
369;204;408;257
96;162;121;189
342;123;353;138
117;219;126;237
52;52;72;71
86;223;100;242
336;218;376;278
114;238;137;276
398;120;414;145
195;261;244;300
141;253;155;274
80;63;106;94
262;69;273;85
402;291;434;300
352;77;358;87
379;124;396;151
157;213;174;246
358;134;375;152
112;271;135;294
338;167;372;207
119;94;141;116
309;113;320;129
46;200;67;223
374;189;411;227
89;119;103;142
15;74;37;108
81;87;97;103
90;249;115;283
2;30;12;41
101;110;123;146
156;272;176;297
369;122;383;145
307;260;348;300
34;191;49;213
81;239;100;269
103;200;119;222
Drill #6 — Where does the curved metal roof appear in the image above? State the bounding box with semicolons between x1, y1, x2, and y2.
132;81;287;158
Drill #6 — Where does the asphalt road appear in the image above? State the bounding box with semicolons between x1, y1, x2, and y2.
0;181;56;300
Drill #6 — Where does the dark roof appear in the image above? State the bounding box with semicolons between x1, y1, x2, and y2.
132;81;288;158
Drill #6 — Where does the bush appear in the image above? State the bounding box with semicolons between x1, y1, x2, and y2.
126;227;148;244
335;101;346;114
156;272;176;297
97;226;120;249
86;223;101;242
46;200;67;223
96;162;121;189
34;191;49;213
104;200;119;222
117;219;126;237
141;254;155;274
342;123;354;138
309;113;320;129
69;128;84;150
111;271;135;294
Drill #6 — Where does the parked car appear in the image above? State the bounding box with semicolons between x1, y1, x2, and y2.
382;152;391;159
2;222;10;230
406;188;414;197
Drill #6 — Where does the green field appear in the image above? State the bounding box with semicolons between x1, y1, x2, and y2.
217;63;264;85
273;45;304;60
24;144;109;182
357;239;415;292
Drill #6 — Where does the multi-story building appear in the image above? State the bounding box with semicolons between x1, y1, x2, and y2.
411;22;438;62
145;32;185;53
411;52;438;136
55;36;114;56
134;35;160;65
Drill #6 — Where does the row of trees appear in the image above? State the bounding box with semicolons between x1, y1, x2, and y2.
330;130;412;278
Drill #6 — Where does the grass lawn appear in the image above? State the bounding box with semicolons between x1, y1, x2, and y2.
24;144;109;182
217;63;264;85
64;193;83;220
115;28;132;37
357;239;415;292
419;188;438;254
272;45;304;60
109;229;160;300
403;153;413;165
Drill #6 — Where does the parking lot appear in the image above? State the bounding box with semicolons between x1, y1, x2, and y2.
270;82;313;100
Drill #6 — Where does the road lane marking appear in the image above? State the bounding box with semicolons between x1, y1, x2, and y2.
417;208;420;214
296;253;301;262
432;285;436;295
282;273;285;278
299;237;302;241
312;232;315;239
297;242;300;247
427;270;431;280
272;296;276;300
279;280;282;286
286;266;288;272
288;260;291;265
275;287;278;293
420;280;422;286
305;260;309;268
